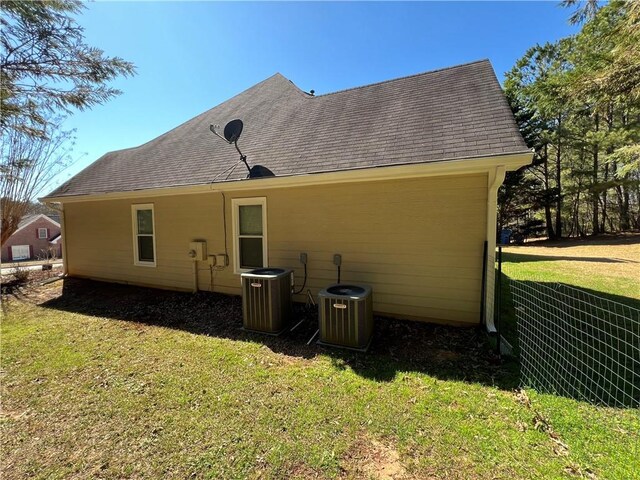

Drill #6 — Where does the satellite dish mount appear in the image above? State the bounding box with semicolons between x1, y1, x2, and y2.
210;119;275;179
210;119;250;174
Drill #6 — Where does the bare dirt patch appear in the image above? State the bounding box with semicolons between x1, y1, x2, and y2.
0;408;30;421
1;274;63;323
341;436;408;480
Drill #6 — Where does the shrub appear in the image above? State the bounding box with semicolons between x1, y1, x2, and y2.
13;266;30;284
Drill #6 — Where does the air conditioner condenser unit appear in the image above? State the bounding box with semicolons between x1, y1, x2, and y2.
241;268;293;335
318;284;373;351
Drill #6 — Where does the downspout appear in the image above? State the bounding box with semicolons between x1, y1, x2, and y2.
45;202;68;276
484;165;506;333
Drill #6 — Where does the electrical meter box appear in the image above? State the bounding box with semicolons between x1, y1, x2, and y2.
189;241;207;261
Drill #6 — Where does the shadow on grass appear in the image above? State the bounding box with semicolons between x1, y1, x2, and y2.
38;277;519;389
502;252;637;264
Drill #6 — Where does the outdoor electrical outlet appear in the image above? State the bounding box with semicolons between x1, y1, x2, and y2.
333;254;342;266
300;253;308;265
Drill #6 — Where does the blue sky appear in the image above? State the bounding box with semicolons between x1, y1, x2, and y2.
53;1;579;191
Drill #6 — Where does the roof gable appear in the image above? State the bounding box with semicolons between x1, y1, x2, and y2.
47;60;528;198
13;214;61;235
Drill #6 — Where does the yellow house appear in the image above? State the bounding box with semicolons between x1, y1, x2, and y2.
42;60;532;331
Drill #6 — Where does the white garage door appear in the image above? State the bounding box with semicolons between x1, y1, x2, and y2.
11;245;30;261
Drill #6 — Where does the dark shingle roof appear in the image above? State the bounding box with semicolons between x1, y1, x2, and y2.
47;59;528;198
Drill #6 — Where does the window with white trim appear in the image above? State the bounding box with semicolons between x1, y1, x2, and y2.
38;228;48;239
132;204;156;266
232;197;267;272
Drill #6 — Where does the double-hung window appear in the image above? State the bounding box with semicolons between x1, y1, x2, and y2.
38;228;48;239
232;197;267;273
132;204;156;266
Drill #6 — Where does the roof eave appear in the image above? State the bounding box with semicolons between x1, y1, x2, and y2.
41;150;533;204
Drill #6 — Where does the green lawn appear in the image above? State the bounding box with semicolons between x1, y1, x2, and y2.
501;236;640;306
2;255;639;479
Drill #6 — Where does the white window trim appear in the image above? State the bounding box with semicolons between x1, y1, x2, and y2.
132;203;157;267
231;197;268;274
38;227;48;239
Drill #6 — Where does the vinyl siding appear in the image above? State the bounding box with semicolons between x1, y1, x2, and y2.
64;172;488;325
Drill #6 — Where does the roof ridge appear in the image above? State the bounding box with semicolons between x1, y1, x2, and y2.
271;72;316;98
315;59;491;98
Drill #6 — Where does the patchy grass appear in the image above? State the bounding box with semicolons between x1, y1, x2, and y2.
2;277;639;479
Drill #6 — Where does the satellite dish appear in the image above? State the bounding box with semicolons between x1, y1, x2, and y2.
223;119;243;144
248;165;275;179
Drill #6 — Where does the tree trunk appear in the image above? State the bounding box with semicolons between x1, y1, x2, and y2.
607;212;615;232
592;113;600;235
0;199;29;246
613;171;631;231
615;112;632;231
601;162;609;233
622;185;631;230
543;143;555;239
572;189;581;238
555;115;563;238
601;104;614;233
